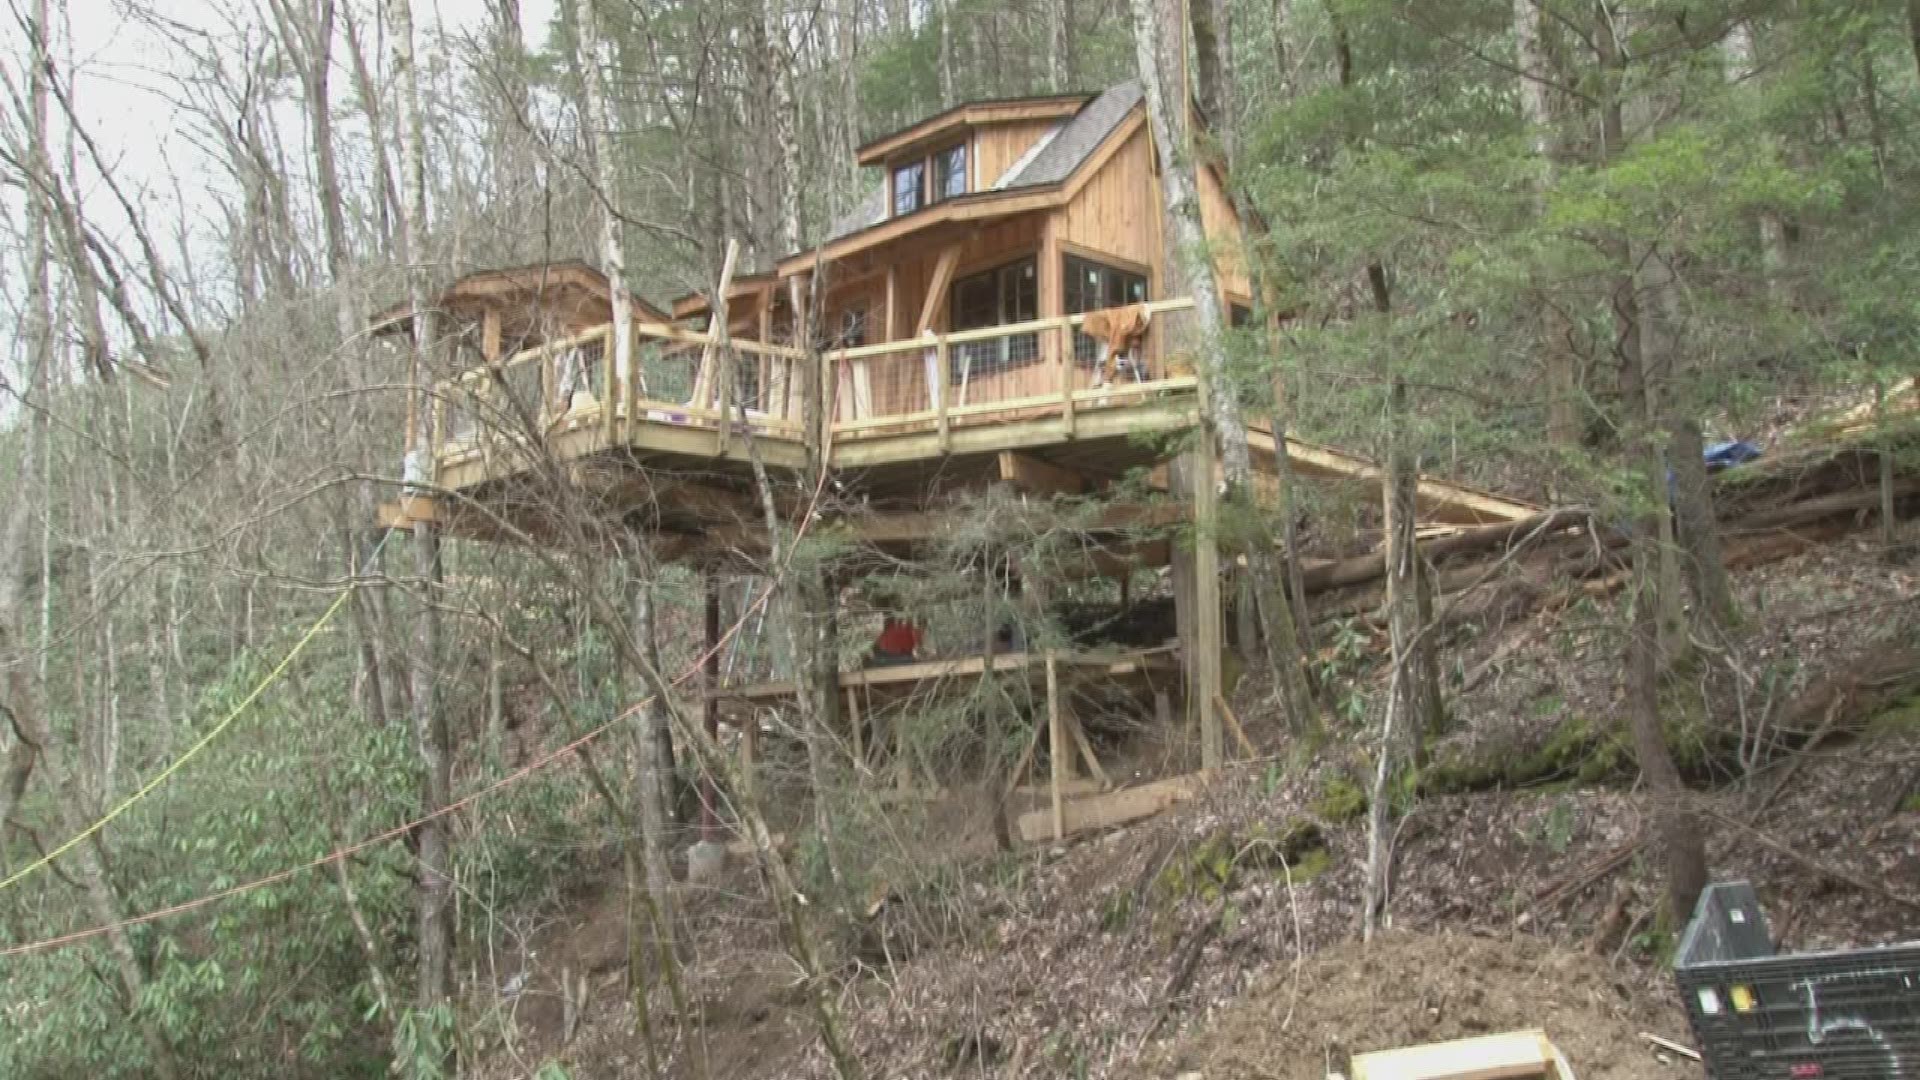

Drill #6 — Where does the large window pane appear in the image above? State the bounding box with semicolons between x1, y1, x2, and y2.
892;161;924;216
949;256;1039;382
1063;254;1149;366
933;144;967;201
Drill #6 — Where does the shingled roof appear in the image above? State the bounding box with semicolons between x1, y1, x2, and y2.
822;81;1144;244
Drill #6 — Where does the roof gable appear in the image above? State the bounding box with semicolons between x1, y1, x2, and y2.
855;93;1091;165
820;81;1145;248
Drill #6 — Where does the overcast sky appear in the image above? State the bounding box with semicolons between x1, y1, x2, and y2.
33;0;558;278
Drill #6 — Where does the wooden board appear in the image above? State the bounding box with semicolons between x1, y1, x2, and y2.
1351;1030;1561;1080
1015;773;1205;844
712;647;1177;703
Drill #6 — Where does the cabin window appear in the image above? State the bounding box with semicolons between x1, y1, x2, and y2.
1063;254;1150;365
933;143;968;202
892;160;925;216
949;256;1038;382
1229;303;1255;328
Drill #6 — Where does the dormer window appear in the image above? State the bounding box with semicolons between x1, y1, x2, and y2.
933;143;967;201
892;160;925;216
890;140;971;218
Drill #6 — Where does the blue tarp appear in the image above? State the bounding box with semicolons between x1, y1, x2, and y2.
1702;440;1763;472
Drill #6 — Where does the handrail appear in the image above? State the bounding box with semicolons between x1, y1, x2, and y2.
423;295;1201;467
819;297;1198;363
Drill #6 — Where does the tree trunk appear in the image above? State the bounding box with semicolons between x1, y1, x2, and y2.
1667;417;1737;635
574;0;636;400
1384;379;1442;751
630;581;679;912
1513;0;1581;449
1627;524;1709;924
1721;20;1788;294
387;0;456;1029
1368;380;1431;943
936;0;956;106
1909;0;1920;84
1131;0;1314;732
341;0;400;255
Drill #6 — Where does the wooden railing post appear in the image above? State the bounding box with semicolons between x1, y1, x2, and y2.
600;326;616;441
624;325;639;442
430;381;444;461
1057;317;1076;438
936;336;951;453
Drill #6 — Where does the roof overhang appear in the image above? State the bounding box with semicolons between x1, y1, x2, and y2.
670;272;779;320
855;94;1091;166
370;260;670;334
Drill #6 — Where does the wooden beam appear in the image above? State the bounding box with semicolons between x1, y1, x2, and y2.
1063;710;1111;787
1244;426;1539;525
916;243;965;336
884;265;899;340
1015;773;1205;844
481;307;502;362
1350;1030;1562;1080
1215;694;1257;760
996;451;1087;495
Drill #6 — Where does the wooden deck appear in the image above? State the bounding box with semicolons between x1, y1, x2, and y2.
390;297;1539;544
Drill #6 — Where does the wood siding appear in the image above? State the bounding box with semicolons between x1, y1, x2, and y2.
1057;124;1165;273
973;119;1061;188
813;104;1255;426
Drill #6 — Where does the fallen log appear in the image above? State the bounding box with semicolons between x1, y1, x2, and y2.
1015;774;1205;844
1722;478;1920;534
1301;508;1593;593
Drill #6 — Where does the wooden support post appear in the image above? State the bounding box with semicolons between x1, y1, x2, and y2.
896;708;911;792
741;712;758;801
1193;443;1224;772
936;336;951;453
845;687;864;771
482;307;502;362
997;451;1085;495
601;326;617;441
1047;651;1066;841
623;323;638;442
701;577;723;842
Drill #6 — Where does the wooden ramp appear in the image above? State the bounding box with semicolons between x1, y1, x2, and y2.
1350;1029;1570;1080
1245;426;1541;526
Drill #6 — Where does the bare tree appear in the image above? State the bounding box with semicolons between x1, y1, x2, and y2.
385;0;456;1028
1132;0;1314;733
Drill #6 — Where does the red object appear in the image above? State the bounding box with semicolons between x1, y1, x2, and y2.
1790;1065;1823;1079
875;618;921;658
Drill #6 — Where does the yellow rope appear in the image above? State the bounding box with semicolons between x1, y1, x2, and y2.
1;571;365;893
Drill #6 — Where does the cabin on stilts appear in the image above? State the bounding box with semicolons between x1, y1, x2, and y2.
376;84;1539;843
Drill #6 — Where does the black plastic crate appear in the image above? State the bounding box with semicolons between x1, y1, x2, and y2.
1675;881;1920;1080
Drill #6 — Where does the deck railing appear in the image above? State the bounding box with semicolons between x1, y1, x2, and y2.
427;322;810;472
423;296;1201;476
820;297;1199;447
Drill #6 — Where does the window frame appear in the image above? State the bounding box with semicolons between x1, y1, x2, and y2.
931;142;968;203
891;159;926;217
1062;253;1151;366
948;254;1040;383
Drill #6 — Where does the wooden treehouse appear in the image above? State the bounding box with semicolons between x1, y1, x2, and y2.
377;84;1538;842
